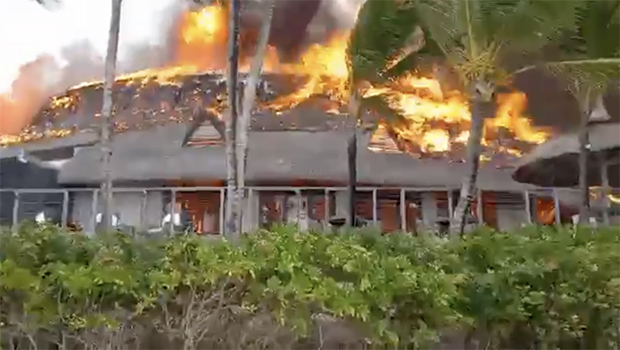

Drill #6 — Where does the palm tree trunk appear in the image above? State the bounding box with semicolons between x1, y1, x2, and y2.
99;0;122;233
577;101;591;224
451;85;489;236
347;128;358;227
225;0;241;238
346;92;363;228
237;0;275;232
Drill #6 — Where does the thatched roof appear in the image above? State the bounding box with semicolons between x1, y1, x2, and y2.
53;121;537;191
3;72;371;149
0;132;97;159
512;122;620;187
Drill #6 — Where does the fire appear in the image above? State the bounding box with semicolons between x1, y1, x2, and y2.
176;4;228;72
182;5;225;44
1;2;551;158
263;34;349;111
363;75;547;155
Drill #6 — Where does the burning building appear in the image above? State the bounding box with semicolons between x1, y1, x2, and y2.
0;1;598;232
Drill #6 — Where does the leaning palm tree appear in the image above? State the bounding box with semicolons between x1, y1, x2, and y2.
527;0;620;223
348;0;583;235
99;0;123;232
346;0;431;228
236;0;276;232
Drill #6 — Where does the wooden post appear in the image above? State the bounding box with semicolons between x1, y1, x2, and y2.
140;190;148;230
323;189;330;230
400;189;406;232
91;190;99;234
372;189;378;226
476;189;483;225
61;191;70;229
448;190;454;220
295;189;302;229
12;191;20;232
169;190;176;236
524;190;533;224
601;160;610;225
553;189;562;226
219;188;226;234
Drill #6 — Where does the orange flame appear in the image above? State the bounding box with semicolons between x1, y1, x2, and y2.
171;3;551;156
176;4;228;71
1;2;551;156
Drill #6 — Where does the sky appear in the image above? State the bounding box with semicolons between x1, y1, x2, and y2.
0;0;182;93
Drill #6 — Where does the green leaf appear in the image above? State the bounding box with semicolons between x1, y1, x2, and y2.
518;0;620;99
544;58;620;95
347;0;441;86
267;275;281;290
1;225;620;348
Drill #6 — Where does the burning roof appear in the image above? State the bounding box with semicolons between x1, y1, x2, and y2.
0;2;555;162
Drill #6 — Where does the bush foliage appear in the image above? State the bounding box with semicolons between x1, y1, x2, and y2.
0;224;619;349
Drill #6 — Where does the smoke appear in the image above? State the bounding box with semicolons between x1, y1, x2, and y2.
0;56;59;134
0;0;185;135
263;0;366;60
307;0;366;42
0;0;366;136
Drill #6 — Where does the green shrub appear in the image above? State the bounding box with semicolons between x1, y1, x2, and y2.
0;224;618;349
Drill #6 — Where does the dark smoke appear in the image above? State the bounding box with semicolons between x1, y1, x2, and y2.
268;0;323;61
253;0;364;60
235;0;325;62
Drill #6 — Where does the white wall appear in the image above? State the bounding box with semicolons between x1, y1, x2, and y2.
241;190;260;233
420;192;438;231
496;206;529;231
71;192;96;232
334;191;349;218
71;190;164;233
284;194;310;231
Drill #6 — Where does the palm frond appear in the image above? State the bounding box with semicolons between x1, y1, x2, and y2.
409;0;581;83
579;0;619;58
544;58;620;97
361;95;410;131
520;1;620;98
559;0;620;59
346;0;441;87
483;0;581;54
415;0;581;55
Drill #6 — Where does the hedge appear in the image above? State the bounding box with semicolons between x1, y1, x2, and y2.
0;224;619;349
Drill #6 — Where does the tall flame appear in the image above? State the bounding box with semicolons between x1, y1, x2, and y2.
1;2;551;156
176;4;228;71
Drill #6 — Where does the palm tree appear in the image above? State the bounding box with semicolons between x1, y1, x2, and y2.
529;0;620;223
225;0;241;237
348;0;583;235
237;0;276;232
346;124;357;228
99;0;122;232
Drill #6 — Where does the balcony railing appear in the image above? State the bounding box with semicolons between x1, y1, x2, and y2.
0;186;614;233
